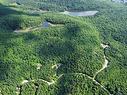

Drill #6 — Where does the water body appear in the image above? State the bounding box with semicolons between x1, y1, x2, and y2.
42;21;63;28
61;11;98;16
42;21;51;28
14;11;98;33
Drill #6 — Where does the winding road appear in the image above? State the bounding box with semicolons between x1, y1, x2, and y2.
14;26;41;33
93;43;109;79
16;43;111;95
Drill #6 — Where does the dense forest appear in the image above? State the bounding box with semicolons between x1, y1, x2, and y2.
0;0;127;95
4;0;126;11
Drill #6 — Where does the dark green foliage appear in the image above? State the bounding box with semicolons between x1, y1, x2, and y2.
0;11;103;95
56;74;108;95
21;82;36;95
0;14;42;31
0;0;127;95
5;0;125;11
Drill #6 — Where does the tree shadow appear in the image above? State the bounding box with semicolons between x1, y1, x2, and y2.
0;4;37;83
37;40;75;60
64;22;82;39
0;3;23;16
0;61;10;81
0;4;39;32
35;21;81;60
34;21;84;76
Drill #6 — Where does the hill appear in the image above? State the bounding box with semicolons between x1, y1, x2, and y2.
0;0;127;95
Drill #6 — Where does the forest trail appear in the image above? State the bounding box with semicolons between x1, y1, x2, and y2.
16;79;55;95
56;73;111;95
75;73;111;95
93;43;109;79
13;21;61;33
52;64;61;69
38;79;55;85
14;26;40;33
17;43;111;94
51;46;111;94
21;79;55;86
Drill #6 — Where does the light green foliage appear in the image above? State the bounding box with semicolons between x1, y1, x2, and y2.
0;0;127;95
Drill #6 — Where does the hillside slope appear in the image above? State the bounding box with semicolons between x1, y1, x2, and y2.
0;0;127;95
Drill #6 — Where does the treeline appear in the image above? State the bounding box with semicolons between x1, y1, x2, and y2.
5;0;126;11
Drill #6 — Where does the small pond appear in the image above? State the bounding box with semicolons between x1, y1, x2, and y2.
42;21;51;28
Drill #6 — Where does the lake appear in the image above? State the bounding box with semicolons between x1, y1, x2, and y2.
61;11;98;16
